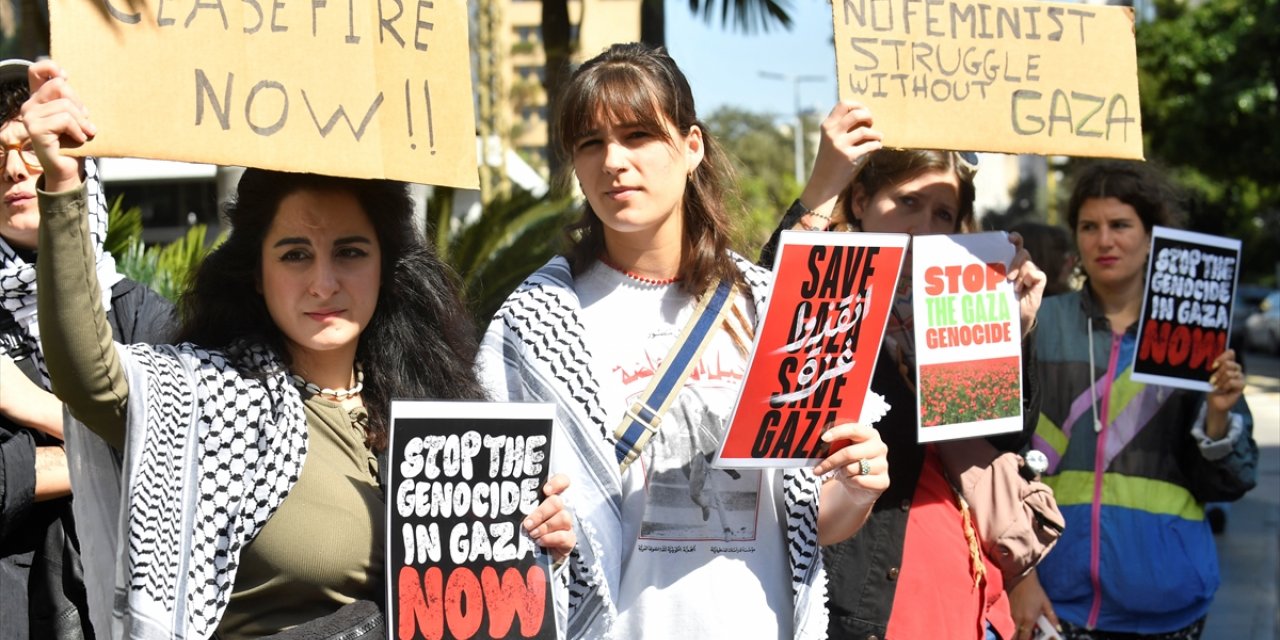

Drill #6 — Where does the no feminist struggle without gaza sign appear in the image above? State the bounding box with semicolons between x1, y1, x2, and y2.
50;0;478;188
832;0;1143;159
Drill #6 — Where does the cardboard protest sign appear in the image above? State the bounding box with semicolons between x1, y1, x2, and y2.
913;233;1023;443
388;401;556;640
715;230;908;468
831;0;1142;159
49;0;478;188
1131;227;1241;392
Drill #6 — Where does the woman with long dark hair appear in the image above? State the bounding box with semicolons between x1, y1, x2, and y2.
22;59;575;638
478;43;889;640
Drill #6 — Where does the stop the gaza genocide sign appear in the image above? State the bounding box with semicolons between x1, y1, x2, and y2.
49;0;479;188
832;0;1143;159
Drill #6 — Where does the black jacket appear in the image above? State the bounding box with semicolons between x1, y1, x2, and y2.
1;278;173;640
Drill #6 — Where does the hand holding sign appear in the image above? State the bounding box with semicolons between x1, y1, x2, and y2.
20;59;91;193
812;421;889;497
810;420;890;545
1008;569;1060;640
1205;349;1245;436
799;102;884;214
1006;231;1048;338
522;474;576;564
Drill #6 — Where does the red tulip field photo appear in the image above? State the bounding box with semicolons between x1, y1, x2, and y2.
918;356;1021;427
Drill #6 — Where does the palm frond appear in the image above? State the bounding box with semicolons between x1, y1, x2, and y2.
104;195;143;261
105;194;221;308
144;225;213;303
435;188;576;328
687;0;794;34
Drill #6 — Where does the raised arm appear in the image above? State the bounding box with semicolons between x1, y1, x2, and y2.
24;60;128;448
798;101;882;218
758;102;881;268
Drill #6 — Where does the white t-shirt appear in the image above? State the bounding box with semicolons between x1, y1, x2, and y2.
577;263;793;640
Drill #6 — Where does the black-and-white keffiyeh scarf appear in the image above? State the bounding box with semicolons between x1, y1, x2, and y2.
112;340;308;640
477;254;830;640
0;157;123;383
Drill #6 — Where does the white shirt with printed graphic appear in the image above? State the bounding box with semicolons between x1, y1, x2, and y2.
576;262;792;640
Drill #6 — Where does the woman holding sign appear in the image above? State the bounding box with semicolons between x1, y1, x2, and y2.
1015;161;1256;640
21;60;576;639
762;101;1049;640
477;43;889;640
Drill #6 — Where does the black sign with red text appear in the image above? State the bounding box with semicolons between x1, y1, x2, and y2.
1132;227;1242;392
387;401;556;640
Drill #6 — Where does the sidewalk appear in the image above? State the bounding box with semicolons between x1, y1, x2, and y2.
1203;352;1280;639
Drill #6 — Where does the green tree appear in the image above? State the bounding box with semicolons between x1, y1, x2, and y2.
705;106;803;255
540;0;574;187
105;196;220;306
0;0;47;58
1137;0;1279;282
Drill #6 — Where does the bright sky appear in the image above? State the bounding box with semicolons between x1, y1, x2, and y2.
665;0;840;119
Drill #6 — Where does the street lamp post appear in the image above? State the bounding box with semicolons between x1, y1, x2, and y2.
759;70;827;184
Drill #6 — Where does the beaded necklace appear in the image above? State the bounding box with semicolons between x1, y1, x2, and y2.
599;255;681;286
290;362;364;400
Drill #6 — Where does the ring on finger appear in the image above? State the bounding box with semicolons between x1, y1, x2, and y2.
858;458;871;476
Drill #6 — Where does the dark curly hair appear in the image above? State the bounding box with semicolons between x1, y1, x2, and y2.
1066;160;1185;235
1;74;30;126
554;42;744;297
178;169;485;450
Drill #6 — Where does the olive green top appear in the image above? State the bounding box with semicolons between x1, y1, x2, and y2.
217;398;383;639
36;184;383;638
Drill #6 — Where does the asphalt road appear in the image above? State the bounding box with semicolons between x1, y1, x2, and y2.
1203;351;1280;639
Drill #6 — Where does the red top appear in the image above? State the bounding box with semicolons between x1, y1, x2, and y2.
886;446;1015;640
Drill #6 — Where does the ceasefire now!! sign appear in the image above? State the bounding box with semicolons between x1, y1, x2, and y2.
50;0;479;188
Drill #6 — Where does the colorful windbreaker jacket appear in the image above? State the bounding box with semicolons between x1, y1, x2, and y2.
1032;288;1257;634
